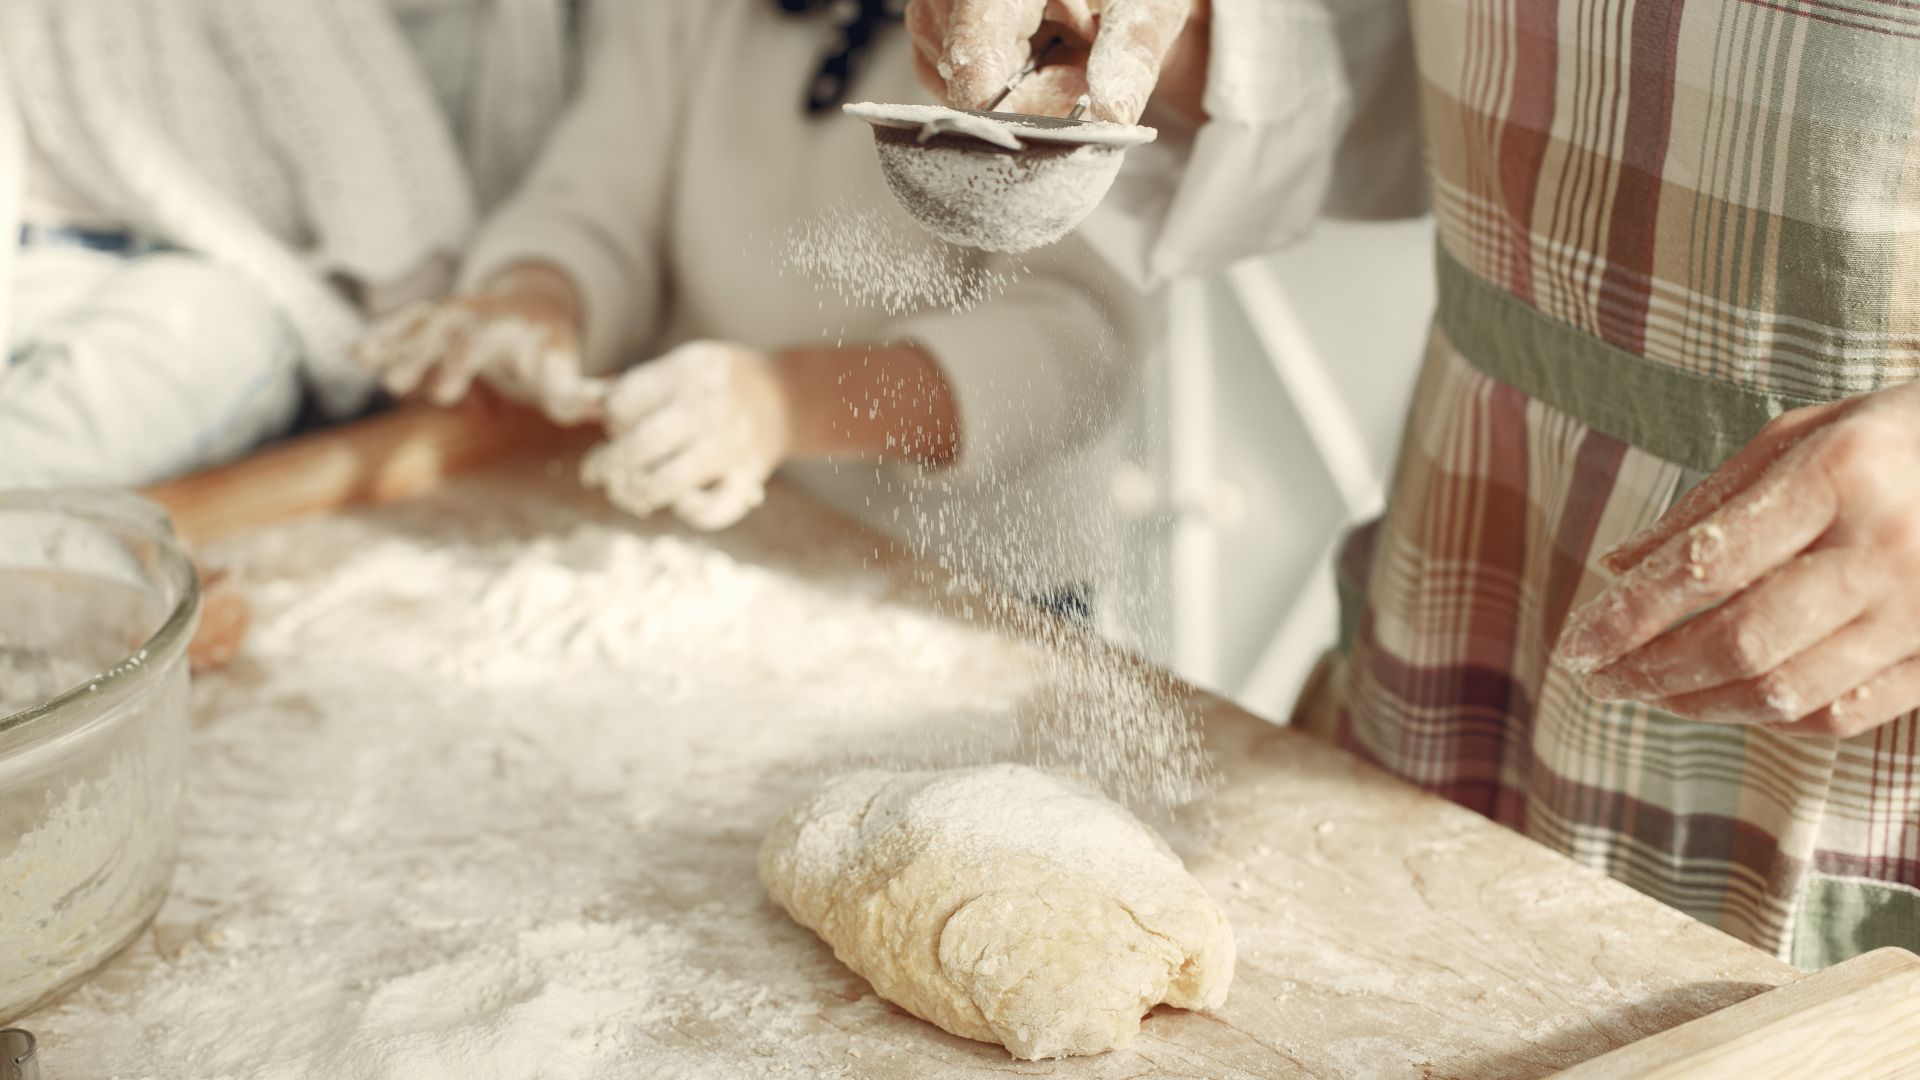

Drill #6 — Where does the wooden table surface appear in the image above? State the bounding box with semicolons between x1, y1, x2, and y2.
22;416;1811;1077
1123;700;1796;1078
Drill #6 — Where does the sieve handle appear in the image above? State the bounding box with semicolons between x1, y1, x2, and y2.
985;35;1064;113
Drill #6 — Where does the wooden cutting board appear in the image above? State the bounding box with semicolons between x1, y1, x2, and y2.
1551;946;1920;1079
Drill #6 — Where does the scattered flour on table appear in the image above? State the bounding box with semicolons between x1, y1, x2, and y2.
27;488;1203;1079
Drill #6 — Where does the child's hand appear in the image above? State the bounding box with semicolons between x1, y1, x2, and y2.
580;341;793;531
353;264;607;425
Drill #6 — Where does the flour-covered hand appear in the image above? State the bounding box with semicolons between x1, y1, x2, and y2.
580;341;793;531
908;0;1193;124
1556;380;1920;738
352;265;606;425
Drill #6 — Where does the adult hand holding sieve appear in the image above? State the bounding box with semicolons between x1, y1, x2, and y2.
906;0;1204;124
868;1;1183;252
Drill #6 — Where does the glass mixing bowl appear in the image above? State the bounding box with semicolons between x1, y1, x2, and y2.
0;490;198;1022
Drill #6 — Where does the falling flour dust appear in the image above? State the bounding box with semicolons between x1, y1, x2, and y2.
782;196;1026;317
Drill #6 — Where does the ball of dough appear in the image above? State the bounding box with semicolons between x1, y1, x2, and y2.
760;764;1234;1060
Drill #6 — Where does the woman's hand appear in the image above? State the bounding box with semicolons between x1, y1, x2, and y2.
353;263;607;426
906;0;1203;124
1556;380;1920;738
580;341;793;532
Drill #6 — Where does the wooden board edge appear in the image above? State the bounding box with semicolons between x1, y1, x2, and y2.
1550;947;1920;1079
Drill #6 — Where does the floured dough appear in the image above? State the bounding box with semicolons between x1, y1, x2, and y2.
760;764;1234;1059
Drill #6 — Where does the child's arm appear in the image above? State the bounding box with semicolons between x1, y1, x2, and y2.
454;3;692;378
216;0;475;293
582;227;1142;532
774;344;960;468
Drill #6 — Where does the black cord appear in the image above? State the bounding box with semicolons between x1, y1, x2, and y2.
774;0;907;115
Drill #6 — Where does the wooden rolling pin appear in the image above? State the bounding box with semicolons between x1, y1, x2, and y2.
145;395;596;671
146;393;595;545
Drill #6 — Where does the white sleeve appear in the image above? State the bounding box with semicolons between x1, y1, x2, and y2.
1320;0;1426;221
458;3;684;377
891;239;1146;485
389;0;572;210
0;47;21;350
36;2;371;417
213;0;478;291
1078;0;1353;290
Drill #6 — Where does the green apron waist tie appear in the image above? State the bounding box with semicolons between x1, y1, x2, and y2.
1434;244;1830;473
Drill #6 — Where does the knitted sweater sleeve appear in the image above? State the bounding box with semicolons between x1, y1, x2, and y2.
212;0;477;290
458;2;688;377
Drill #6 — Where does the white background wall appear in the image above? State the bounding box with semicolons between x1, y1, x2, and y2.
1129;217;1436;719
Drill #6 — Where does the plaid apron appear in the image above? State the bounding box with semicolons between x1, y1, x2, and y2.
1308;0;1920;967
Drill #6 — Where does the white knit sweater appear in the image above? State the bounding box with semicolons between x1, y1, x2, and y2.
0;57;21;356
1;0;477;415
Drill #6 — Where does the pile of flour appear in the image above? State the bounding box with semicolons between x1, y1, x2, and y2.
25;482;1203;1078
